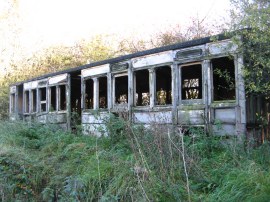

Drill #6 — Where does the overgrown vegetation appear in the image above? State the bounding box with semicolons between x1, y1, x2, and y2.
230;0;270;96
1;118;270;201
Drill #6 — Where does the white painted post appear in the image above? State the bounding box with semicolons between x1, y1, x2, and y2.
66;74;71;130
81;77;85;111
37;88;40;113
107;73;112;110
203;60;211;132
93;77;99;110
128;62;133;122
56;86;60;111
236;54;246;135
112;75;116;108
149;68;156;108
171;63;178;125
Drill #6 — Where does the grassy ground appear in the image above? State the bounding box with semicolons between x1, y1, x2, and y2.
0;118;270;201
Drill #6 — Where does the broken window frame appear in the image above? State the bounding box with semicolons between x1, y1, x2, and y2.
134;68;150;107
10;93;16;114
39;87;47;113
211;56;236;102
31;89;37;113
155;66;172;106
84;77;94;110
179;62;204;104
24;90;30;114
113;72;129;107
59;85;67;111
98;76;108;109
83;74;108;111
48;84;68;112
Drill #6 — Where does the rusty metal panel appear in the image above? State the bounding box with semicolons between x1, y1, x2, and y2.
133;111;172;124
81;64;110;78
214;108;236;123
178;110;204;125
132;51;173;68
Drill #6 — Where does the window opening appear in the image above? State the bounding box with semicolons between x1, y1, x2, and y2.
40;87;47;112
10;93;15;113
59;85;66;110
32;89;37;113
70;72;81;114
115;75;128;104
18;85;23;114
156;66;172;105
135;69;149;106
212;57;235;101
85;79;93;109
50;86;56;111
99;77;107;108
25;91;30;113
182;64;202;100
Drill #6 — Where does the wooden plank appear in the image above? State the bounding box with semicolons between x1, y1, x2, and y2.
48;73;67;85
24;80;38;90
81;64;110;78
178;110;205;125
214;108;236;123
132;51;173;68
208;40;237;56
133;111;172;124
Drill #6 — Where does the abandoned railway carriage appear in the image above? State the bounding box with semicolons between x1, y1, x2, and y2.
9;34;248;136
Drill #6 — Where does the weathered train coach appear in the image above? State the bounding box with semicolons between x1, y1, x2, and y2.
9;34;247;136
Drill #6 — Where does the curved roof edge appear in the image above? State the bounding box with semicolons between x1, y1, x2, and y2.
12;32;232;86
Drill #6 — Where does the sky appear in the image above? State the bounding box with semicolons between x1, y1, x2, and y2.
0;0;232;74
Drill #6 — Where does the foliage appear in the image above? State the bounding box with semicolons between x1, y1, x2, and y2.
0;119;270;201
230;0;270;95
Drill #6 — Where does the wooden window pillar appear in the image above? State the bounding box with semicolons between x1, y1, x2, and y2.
171;63;178;125
149;68;156;108
93;77;99;110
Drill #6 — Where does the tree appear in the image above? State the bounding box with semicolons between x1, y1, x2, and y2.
230;0;270;95
0;35;121;119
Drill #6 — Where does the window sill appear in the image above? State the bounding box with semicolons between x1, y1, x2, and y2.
48;110;67;114
83;109;108;113
210;101;236;108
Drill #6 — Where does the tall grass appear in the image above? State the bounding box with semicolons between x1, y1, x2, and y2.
0;117;270;201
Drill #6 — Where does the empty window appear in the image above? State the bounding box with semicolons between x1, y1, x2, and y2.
59;85;66;110
115;75;128;104
135;69;149;106
24;91;30;113
182;64;202;100
32;89;37;113
50;86;56;111
99;77;107;108
212;57;235;101
85;79;93;109
10;93;15;113
156;66;172;105
40;87;47;112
